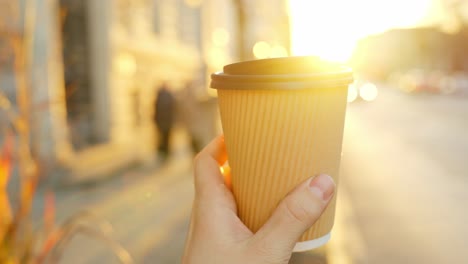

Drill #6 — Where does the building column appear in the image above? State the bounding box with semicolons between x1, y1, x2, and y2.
87;0;111;143
30;0;73;166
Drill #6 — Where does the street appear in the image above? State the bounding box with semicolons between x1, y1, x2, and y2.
49;87;468;263
338;87;468;263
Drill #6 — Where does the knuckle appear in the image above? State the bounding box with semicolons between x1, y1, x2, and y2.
283;196;321;226
283;199;308;225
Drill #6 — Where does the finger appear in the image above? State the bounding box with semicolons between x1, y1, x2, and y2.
199;135;227;166
220;162;232;190
253;174;335;253
192;136;238;232
193;136;228;194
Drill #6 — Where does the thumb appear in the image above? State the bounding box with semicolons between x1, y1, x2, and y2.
252;174;335;254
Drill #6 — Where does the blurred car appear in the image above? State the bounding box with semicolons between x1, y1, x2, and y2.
393;69;468;96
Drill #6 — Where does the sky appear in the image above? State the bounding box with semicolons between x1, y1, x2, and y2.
289;0;466;61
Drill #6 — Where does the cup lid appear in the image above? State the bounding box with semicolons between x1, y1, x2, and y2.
211;56;353;90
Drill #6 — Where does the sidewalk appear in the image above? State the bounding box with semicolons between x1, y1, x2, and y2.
36;137;344;263
49;154;194;264
53;126;195;189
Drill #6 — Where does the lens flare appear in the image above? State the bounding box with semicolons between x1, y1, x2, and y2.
359;83;378;101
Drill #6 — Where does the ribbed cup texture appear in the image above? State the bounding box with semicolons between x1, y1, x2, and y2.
217;86;347;242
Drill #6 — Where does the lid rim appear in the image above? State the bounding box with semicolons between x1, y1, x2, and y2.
223;56;352;76
211;56;354;90
210;78;353;90
211;71;353;82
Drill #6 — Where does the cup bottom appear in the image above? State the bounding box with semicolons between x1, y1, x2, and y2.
293;233;331;252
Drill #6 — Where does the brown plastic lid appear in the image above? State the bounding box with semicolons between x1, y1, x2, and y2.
211;56;353;90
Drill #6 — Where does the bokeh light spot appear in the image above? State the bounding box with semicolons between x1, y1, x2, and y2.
253;41;271;59
359;83;378;101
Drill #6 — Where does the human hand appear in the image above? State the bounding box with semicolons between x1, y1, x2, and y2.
182;136;335;264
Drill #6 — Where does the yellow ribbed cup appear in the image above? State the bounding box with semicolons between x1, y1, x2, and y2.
211;56;352;251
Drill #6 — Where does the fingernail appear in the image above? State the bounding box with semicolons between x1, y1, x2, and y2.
308;174;335;201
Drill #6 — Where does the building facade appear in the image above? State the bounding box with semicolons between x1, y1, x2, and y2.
1;0;291;184
59;0;206;182
2;0;223;184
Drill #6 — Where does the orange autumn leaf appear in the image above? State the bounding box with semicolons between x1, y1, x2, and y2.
0;132;13;189
0;159;10;189
0;132;13;232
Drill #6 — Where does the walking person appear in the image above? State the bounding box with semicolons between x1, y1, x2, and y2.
178;81;204;155
154;83;176;161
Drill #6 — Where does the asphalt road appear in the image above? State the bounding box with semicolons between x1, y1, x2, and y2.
46;86;468;263
337;86;468;264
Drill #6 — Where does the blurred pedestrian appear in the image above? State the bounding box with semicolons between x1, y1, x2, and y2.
178;81;204;154
182;136;335;263
154;83;176;160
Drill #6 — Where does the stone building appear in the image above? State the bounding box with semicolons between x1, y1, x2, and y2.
1;0;236;184
1;0;291;184
58;0;207;182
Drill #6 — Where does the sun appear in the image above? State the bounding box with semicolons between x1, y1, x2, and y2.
288;0;433;62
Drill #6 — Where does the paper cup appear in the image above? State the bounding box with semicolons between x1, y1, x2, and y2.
211;56;353;251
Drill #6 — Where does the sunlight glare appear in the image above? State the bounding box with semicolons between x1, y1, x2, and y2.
289;0;432;62
269;45;288;58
